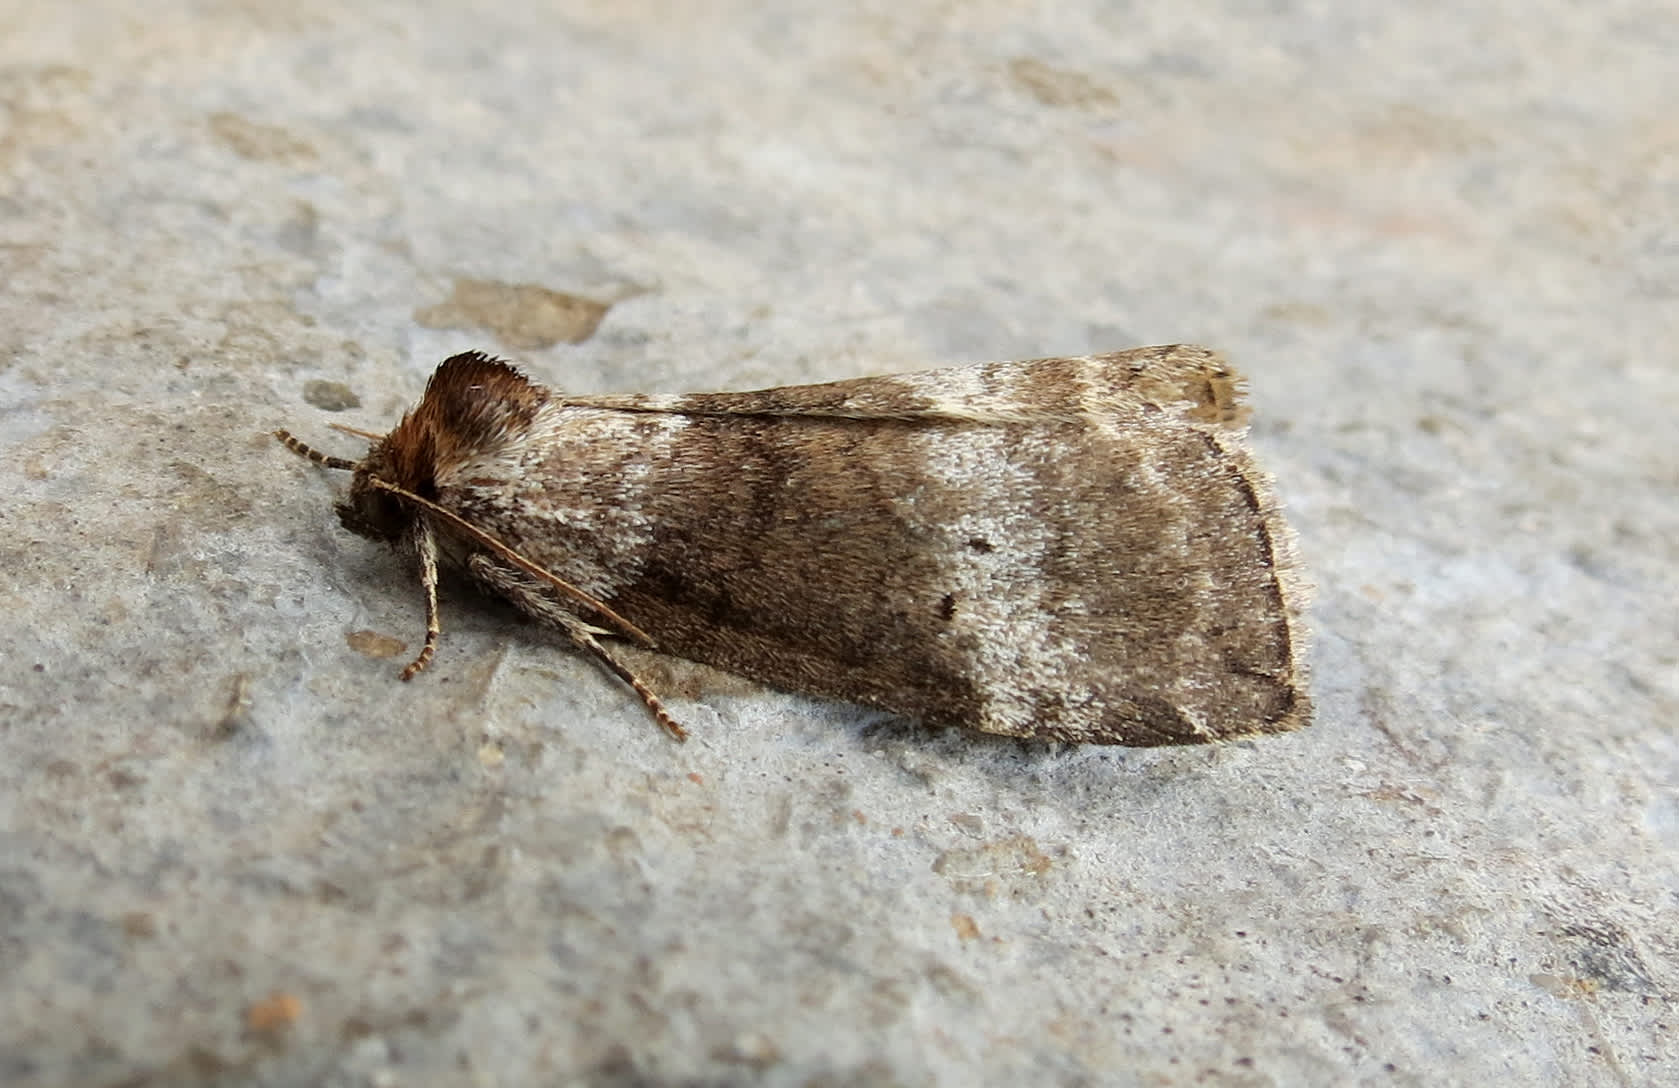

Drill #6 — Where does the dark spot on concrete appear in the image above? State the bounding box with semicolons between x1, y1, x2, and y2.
303;380;360;412
414;277;610;350
208;112;317;163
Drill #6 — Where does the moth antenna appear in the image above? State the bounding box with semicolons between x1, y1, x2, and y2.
274;430;359;471
328;422;387;441
401;523;442;680
362;475;657;650
560;622;688;742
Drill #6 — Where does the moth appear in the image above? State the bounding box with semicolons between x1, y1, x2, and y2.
276;346;1309;745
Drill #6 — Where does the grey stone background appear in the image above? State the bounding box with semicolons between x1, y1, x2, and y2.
2;3;1674;1085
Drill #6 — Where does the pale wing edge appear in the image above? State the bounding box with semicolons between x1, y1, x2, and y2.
560;345;1249;427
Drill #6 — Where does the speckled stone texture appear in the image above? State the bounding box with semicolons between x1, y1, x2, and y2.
2;3;1674;1085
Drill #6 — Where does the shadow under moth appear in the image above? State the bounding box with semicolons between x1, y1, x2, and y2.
277;346;1309;745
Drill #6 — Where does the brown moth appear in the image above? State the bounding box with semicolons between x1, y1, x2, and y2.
276;346;1309;745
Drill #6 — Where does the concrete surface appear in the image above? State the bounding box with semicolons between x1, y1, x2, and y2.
2;3;1675;1085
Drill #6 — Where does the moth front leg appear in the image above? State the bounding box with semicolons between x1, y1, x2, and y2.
465;554;688;742
401;522;443;681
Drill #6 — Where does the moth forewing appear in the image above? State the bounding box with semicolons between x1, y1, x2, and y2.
278;346;1309;746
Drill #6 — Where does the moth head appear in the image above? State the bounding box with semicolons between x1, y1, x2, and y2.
273;425;426;546
336;456;416;544
277;352;545;547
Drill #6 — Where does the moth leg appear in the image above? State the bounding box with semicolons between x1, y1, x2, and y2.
401;522;443;681
560;623;689;742
466;554;688;742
